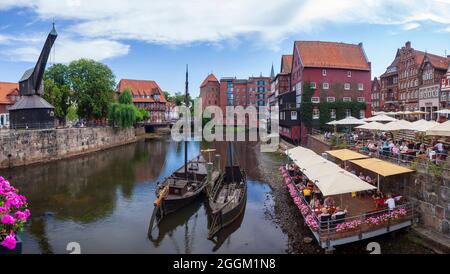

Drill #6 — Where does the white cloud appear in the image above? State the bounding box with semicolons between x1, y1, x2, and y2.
403;22;420;31
0;33;129;63
0;0;450;60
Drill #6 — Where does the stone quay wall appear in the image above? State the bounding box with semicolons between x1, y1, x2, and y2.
0;127;137;169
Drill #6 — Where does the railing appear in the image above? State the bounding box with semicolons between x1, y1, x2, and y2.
282;166;417;248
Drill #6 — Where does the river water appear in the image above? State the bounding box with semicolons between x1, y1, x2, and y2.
3;137;433;254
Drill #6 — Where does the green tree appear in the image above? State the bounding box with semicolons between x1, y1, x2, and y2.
109;89;138;128
68;59;116;120
44;64;72;124
300;82;314;127
66;105;78;122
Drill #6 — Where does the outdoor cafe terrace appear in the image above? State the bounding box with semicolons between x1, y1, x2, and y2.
312;117;450;176
281;146;417;250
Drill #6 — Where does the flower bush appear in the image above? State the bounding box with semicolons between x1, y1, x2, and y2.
335;220;362;232
0;176;29;250
305;215;318;231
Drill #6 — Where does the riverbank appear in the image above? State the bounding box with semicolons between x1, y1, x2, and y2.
0;127;138;169
252;143;436;254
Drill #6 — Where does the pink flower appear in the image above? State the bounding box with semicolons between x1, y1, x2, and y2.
1;232;17;250
1;214;15;225
14;211;28;221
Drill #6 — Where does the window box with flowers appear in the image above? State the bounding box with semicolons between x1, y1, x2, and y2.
0;176;29;254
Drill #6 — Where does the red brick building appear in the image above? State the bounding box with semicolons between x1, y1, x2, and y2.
218;76;271;125
199;73;220;111
371;77;382;111
0;82;20;128
116;79;167;123
290;41;372;144
379;56;399;111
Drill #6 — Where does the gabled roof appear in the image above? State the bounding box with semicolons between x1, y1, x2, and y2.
200;73;219;88
9;95;54;110
419;51;449;71
0;82;19;104
117;79;166;103
294;41;370;71
281;55;293;73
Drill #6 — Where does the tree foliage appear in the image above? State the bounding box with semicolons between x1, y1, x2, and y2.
68;59;116;120
43;64;72;123
109;89;148;128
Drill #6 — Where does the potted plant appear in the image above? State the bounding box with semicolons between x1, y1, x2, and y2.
0;176;30;254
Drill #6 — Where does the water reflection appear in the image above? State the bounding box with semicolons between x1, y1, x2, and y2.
3;138;286;254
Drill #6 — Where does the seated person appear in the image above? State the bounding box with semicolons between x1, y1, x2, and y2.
384;193;396;211
319;208;332;229
323;196;336;208
310;198;322;210
332;206;347;222
303;187;312;203
358;172;366;181
365;175;373;184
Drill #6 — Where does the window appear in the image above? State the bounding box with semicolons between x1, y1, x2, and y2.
357;97;365;102
291;111;297;120
345;109;352;117
322;69;327;76
326;97;335;102
311;97;320;103
330;109;336;119
347;71;352;77
343;97;352;102
344;83;351;90
323;83;329;89
312;109;320;119
311;82;317;89
358;83;364;91
359;110;365;119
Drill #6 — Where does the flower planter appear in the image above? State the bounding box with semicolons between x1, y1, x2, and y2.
0;235;22;254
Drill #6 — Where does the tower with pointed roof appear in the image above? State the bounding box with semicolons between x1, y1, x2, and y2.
199;73;220;111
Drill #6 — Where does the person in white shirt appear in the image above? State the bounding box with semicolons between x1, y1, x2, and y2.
384;194;396;211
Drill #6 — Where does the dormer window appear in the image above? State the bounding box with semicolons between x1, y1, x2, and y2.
347;71;352;77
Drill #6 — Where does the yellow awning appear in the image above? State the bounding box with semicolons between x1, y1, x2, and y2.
326;149;369;161
350;158;414;177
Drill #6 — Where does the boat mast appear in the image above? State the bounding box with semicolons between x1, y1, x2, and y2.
184;64;189;180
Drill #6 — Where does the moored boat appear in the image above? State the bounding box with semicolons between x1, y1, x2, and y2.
207;143;247;239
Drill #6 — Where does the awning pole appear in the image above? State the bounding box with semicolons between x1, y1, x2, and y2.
377;174;380;190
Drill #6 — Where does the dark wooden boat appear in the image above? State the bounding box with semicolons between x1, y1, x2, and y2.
207;144;247;239
207;204;245;252
154;154;209;217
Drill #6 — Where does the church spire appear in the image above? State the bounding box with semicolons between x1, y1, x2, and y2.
270;63;275;79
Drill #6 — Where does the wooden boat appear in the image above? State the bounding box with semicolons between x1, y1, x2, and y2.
207;144;247;239
154;154;212;217
207;204;245;252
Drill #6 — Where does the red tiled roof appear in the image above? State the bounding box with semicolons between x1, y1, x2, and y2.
200;73;219;88
295;41;370;71
0;82;19;104
417;51;448;70
117;79;166;103
281;55;293;73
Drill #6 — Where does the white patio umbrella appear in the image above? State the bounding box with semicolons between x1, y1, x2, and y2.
435;109;450;115
410;119;439;132
313;170;376;196
332;116;367;125
426;121;450;137
365;114;397;122
382;120;412;131
355;121;386;131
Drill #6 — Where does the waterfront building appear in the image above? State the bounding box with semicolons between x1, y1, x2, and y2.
199;73;220;111
165;101;179;121
379;55;400;111
290;41;372;144
384;41;448;113
441;59;450;109
0;82;19;128
116;79;167;123
418;53;449;120
371;77;382;112
218;75;271;125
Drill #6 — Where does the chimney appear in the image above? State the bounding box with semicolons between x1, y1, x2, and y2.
405;41;411;49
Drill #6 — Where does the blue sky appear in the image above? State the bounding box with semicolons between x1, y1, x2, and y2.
0;0;449;97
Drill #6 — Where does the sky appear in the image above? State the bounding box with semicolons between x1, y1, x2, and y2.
0;0;449;97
